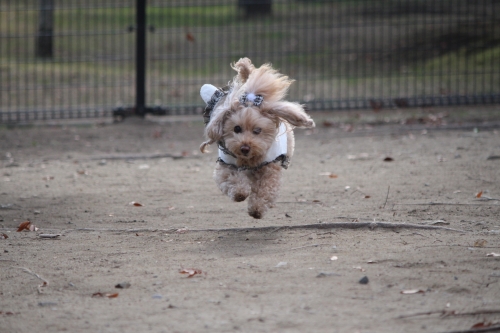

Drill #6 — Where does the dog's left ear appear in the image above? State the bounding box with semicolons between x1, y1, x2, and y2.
199;84;229;153
265;102;315;128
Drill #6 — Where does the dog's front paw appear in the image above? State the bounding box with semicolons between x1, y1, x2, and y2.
228;186;250;202
248;209;263;219
233;193;248;202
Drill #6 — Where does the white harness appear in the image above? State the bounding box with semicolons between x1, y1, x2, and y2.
218;122;288;168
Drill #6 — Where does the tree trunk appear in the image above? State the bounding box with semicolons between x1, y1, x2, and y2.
238;0;272;18
36;0;54;58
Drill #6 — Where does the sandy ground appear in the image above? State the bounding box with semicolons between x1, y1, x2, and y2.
0;107;500;333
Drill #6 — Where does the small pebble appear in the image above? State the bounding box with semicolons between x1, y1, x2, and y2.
359;276;369;284
115;282;131;289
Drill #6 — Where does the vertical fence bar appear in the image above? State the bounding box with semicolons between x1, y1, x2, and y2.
136;0;146;116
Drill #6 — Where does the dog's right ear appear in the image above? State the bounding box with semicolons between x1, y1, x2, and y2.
231;58;255;83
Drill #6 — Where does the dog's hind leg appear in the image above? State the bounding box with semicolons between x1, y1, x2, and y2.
213;163;251;202
247;163;282;219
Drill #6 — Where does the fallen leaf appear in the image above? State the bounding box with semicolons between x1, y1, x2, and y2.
92;292;119;298
17;221;38;232
128;201;143;207
383;157;394;162
185;32;195;42
401;289;425;294
1;233;8;239
476;191;483;198
319;172;337;178
364;195;371;199
369;99;383;112
471;322;493;329
353;266;366;272
474;239;488;247
179;268;202;277
0;311;15;315
486;253;500;257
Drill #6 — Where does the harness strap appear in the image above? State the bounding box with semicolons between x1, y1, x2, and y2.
217;154;289;172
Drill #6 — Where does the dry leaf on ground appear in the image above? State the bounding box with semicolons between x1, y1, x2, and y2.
128;201;143;207
17;221;38;232
474;239;488;247
179;268;202;278
92;292;119;298
401;289;425;294
476;191;483;198
319;172;338;178
1;233;8;239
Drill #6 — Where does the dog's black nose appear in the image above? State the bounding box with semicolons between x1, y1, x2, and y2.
240;145;250;155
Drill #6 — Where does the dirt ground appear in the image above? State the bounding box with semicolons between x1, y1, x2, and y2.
1;106;499;333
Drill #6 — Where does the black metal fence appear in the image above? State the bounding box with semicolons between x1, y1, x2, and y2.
1;0;500;122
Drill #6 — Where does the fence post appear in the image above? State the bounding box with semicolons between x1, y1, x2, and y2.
36;0;54;58
136;0;146;116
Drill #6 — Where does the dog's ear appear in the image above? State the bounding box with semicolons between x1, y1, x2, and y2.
232;58;255;83
264;102;315;128
200;107;228;153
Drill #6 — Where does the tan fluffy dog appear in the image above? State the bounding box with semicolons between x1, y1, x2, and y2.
200;58;315;219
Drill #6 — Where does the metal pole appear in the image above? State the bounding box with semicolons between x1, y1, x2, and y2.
136;0;146;116
36;0;54;58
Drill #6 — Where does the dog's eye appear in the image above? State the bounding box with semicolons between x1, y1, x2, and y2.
234;125;242;133
253;127;262;135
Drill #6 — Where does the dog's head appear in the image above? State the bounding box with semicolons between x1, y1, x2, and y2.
200;58;315;161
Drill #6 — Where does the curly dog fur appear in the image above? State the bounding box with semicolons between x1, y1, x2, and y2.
200;58;315;218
